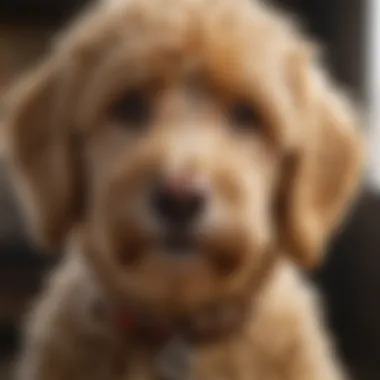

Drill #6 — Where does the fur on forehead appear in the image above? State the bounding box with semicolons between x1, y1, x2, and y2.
52;0;311;149
57;0;310;65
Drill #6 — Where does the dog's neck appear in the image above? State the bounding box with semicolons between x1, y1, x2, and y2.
71;233;278;380
90;294;252;346
73;227;277;346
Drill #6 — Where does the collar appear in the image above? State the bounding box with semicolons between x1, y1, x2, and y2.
83;238;277;380
89;247;278;347
93;298;251;346
88;298;253;380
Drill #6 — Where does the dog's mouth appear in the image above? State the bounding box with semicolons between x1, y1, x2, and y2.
114;226;202;266
111;219;245;276
159;229;198;257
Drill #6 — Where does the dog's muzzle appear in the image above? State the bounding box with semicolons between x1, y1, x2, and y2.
150;171;209;255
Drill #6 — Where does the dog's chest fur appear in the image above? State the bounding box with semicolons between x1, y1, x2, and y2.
66;330;279;380
22;258;316;380
121;338;275;380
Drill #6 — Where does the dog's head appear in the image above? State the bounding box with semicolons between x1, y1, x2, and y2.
5;0;363;313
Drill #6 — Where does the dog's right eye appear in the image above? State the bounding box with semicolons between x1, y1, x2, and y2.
110;90;151;128
228;100;262;131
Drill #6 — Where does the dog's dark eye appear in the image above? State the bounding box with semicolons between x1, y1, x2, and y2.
228;101;262;130
110;90;151;127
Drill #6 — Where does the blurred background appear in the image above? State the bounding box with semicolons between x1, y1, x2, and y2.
0;0;378;379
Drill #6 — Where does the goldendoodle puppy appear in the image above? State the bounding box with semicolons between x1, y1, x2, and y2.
4;0;363;379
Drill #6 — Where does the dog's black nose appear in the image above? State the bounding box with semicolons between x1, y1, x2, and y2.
152;175;207;227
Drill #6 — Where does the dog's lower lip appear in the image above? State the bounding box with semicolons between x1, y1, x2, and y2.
161;231;197;254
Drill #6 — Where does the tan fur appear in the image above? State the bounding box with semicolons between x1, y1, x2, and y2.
4;0;363;379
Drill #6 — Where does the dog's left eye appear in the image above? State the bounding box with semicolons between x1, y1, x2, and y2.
228;101;262;130
110;90;151;127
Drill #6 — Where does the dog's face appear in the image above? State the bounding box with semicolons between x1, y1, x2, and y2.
5;0;363;312
83;52;280;310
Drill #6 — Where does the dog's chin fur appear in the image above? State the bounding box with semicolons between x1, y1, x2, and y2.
5;0;363;379
78;221;274;316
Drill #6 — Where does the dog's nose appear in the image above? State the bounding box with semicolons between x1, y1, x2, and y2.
152;174;207;226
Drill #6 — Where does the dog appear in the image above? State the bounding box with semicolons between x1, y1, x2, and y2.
4;0;363;379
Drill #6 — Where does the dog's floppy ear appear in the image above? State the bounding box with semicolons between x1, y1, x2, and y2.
278;49;364;269
4;58;82;252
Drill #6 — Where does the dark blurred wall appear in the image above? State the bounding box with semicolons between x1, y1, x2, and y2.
276;2;380;380
280;2;380;379
278;0;365;100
